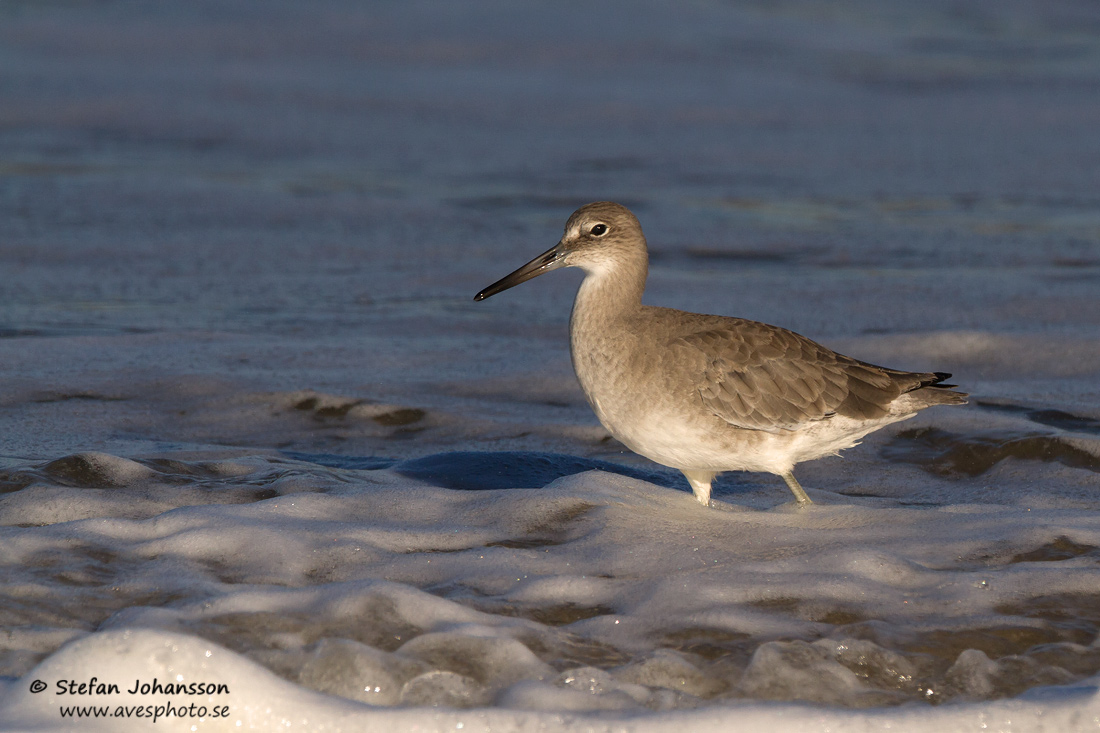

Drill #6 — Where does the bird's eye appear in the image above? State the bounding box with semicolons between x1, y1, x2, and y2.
590;224;608;236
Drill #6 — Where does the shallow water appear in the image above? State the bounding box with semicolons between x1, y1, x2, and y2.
2;1;1100;730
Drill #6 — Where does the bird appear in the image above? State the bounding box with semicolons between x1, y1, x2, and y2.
474;202;967;507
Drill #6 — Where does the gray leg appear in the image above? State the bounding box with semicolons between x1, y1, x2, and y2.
781;471;813;504
681;469;716;507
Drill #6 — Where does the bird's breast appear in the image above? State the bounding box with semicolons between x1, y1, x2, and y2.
570;327;636;416
570;318;695;438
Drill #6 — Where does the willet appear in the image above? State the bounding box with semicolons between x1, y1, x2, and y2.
475;202;967;506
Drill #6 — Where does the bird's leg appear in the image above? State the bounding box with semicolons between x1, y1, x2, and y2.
781;471;813;504
681;469;716;507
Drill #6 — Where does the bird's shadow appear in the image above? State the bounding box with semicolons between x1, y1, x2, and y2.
283;450;757;497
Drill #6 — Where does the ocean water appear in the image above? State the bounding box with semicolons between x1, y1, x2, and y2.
2;1;1100;730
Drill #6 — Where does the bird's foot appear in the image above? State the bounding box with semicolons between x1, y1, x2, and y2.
681;470;717;508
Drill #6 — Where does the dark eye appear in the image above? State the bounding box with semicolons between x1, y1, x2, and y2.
590;223;608;236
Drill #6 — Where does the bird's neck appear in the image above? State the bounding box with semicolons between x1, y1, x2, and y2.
570;255;648;330
567;251;648;418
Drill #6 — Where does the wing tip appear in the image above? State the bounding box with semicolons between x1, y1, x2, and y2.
929;371;958;389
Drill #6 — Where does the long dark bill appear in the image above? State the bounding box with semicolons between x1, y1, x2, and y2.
474;244;566;301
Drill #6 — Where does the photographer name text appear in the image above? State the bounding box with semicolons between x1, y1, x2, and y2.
55;677;230;696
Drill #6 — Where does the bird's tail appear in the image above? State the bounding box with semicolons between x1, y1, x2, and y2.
913;372;968;405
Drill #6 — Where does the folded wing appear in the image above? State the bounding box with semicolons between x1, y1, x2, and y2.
672;321;960;433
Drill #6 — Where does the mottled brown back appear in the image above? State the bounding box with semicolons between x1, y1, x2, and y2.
671;319;967;433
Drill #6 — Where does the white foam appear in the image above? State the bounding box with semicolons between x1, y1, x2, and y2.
3;628;1098;732
2;460;1100;728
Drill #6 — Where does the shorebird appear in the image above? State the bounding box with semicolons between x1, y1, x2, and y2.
474;202;967;506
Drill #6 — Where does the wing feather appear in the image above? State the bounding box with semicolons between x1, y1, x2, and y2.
670;319;948;432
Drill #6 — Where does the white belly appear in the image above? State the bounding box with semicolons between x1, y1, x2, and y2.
590;390;915;476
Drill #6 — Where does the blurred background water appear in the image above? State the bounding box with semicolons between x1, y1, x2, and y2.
3;0;1099;458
